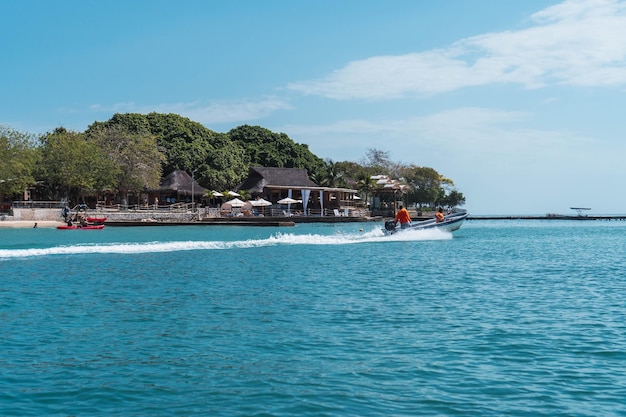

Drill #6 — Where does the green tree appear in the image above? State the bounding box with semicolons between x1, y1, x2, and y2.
229;125;326;180
86;124;164;204
90;113;248;191
355;172;377;205
37;127;116;202
401;165;447;209
439;189;466;209
313;159;346;188
145;113;247;190
0;127;38;197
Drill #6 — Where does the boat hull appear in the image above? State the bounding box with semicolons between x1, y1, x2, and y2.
57;225;105;230
383;211;468;235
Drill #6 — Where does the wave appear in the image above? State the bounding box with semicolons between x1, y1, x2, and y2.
0;227;451;259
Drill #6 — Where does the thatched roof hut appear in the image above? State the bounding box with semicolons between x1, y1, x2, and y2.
237;167;319;195
158;170;206;197
236;167;358;211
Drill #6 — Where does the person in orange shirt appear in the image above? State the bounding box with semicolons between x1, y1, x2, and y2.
435;208;445;223
394;205;412;229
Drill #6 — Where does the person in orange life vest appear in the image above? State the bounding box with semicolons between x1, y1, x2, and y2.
435;208;445;223
394;205;412;229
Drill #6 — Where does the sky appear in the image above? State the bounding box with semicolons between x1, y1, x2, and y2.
2;0;626;215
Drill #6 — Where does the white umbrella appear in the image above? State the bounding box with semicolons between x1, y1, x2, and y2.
227;191;240;197
249;198;272;207
226;198;245;207
277;197;299;204
210;190;224;197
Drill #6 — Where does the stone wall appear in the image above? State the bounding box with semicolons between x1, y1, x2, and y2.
8;208;197;223
8;208;62;221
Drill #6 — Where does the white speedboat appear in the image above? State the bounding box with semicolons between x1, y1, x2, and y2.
383;209;468;235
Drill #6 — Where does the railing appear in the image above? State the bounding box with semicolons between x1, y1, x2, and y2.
95;202;197;212
203;206;370;218
11;200;65;209
10;200;371;219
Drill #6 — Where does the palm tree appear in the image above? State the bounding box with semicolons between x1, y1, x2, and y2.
319;160;344;188
356;173;376;207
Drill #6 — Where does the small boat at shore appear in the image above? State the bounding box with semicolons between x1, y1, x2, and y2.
86;217;107;224
57;224;105;230
383;210;468;235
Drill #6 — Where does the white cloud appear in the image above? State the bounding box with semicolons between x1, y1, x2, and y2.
284;107;584;158
288;0;626;99
152;97;292;124
82;97;292;125
282;106;625;215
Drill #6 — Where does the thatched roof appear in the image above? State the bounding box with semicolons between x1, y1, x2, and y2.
237;167;319;194
159;170;207;195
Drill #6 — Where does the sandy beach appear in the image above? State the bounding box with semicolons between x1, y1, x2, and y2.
0;221;65;229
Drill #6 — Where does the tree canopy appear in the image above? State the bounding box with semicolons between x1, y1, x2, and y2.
85;123;165;201
228;125;327;180
88;113;248;191
36;127;117;202
1;113;465;210
0;127;38;196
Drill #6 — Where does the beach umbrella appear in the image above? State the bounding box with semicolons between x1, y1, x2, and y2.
248;198;272;215
250;197;271;214
249;198;272;207
227;191;240;197
225;198;245;207
277;197;299;205
210;190;224;197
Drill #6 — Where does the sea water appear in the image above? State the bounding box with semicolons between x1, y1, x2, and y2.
1;220;625;416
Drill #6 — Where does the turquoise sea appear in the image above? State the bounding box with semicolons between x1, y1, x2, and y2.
1;220;626;416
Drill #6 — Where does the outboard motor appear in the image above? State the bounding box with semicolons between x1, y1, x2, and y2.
384;220;397;232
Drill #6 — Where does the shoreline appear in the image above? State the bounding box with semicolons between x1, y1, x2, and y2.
4;214;626;229
0;221;66;229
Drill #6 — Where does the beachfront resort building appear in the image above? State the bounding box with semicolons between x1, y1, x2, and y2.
235;167;361;216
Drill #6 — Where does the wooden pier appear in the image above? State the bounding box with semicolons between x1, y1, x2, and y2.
468;214;626;221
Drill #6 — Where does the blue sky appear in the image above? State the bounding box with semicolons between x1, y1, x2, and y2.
2;0;626;215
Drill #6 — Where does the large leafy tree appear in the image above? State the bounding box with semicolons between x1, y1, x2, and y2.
401;165;456;208
147;113;248;190
0;127;38;196
36;127;116;202
439;189;466;209
228;125;326;180
86;124;164;203
90;113;248;191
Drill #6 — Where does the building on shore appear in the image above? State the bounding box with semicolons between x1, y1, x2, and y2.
235;167;360;216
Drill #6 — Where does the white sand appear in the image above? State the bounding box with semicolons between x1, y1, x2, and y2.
0;220;65;229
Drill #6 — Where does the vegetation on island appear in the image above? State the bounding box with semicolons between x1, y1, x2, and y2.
1;113;465;209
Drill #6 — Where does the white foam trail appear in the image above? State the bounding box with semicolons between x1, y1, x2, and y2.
0;227;451;259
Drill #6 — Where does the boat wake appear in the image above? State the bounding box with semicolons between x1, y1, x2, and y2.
0;227;451;259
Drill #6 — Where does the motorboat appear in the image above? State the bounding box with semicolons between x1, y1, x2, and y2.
57;214;107;230
57;224;105;230
383;209;468;235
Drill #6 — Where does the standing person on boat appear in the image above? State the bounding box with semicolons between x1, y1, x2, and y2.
394;205;412;229
435;208;445;223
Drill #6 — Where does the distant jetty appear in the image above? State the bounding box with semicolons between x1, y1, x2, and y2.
468;214;626;221
469;206;626;221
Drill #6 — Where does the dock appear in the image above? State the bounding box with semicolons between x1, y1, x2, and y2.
468;214;626;221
